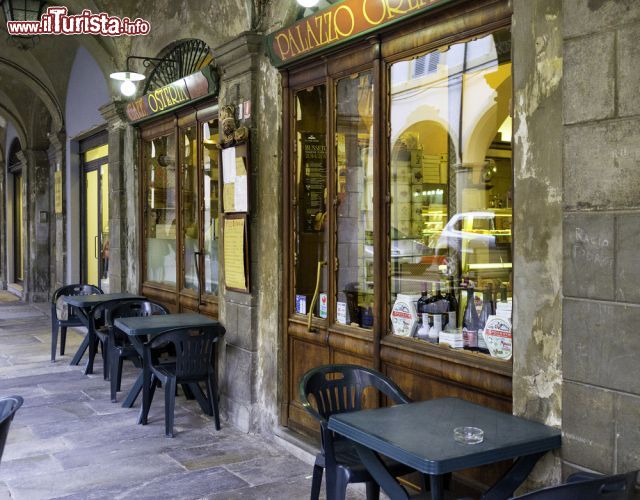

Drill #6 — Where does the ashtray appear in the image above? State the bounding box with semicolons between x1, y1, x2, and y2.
453;426;484;444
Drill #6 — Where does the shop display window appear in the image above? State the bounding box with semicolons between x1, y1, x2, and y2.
294;85;328;318
335;71;375;329
388;29;512;351
143;133;177;286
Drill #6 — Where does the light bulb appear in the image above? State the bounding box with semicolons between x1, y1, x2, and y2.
120;79;136;97
297;0;319;7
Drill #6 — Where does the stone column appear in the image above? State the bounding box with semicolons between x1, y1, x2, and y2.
213;32;265;432
0;156;6;289
512;0;563;489
19;148;51;302
48;131;66;290
100;101;135;293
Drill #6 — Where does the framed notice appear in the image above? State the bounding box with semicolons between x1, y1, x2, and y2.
54;171;63;214
223;214;250;293
220;141;250;213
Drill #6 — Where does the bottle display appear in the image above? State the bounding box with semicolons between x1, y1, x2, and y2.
477;285;493;354
462;286;479;350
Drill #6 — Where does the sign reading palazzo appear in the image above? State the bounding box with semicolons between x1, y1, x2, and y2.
125;65;218;123
268;0;451;66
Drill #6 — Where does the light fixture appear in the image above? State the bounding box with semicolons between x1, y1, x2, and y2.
110;55;175;97
110;70;145;97
297;0;319;7
0;0;46;49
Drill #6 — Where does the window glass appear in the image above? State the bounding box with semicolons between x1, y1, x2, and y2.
335;71;375;329
294;85;327;318
202;118;220;295
143;133;177;286
389;29;512;351
181;126;198;290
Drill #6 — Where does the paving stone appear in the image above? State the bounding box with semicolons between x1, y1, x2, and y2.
224;454;312;487
0;302;322;500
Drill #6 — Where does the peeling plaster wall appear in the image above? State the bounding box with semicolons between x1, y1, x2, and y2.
512;0;563;489
561;0;640;478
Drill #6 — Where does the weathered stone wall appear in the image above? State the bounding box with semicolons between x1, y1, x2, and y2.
561;0;640;477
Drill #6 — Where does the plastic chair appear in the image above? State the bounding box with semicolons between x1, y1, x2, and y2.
299;364;416;500
512;470;639;499
141;325;225;437
50;284;103;362
0;395;23;464
107;300;169;403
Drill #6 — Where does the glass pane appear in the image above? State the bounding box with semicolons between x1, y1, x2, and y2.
389;29;512;351
202;118;220;295
335;72;375;329
14;173;23;282
85;169;99;287
84;144;108;163
144;133;177;286
100;164;110;291
181;126;199;291
294;85;327;317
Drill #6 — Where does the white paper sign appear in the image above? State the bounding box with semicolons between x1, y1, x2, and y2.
234;175;248;212
222;147;236;183
337;302;347;324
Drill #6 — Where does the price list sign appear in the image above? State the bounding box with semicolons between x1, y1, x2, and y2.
301;132;326;232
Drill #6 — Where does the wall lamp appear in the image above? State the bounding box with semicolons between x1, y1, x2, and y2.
110;55;175;97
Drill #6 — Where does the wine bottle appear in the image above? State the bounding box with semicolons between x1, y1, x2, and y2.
416;283;430;339
446;277;458;329
477;286;492;354
462;286;479;350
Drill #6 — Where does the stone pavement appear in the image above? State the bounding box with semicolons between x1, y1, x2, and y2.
0;294;349;500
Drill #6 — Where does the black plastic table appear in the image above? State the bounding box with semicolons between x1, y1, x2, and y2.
328;397;561;500
114;313;221;423
63;293;143;375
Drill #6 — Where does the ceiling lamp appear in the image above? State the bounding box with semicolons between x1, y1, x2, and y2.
297;0;319;7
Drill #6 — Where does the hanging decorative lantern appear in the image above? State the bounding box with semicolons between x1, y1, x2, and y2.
0;0;47;49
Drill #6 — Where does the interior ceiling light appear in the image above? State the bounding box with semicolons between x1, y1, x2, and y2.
297;0;319;7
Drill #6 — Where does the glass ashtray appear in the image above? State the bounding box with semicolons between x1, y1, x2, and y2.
453;426;484;445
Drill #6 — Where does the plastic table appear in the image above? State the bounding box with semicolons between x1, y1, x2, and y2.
328;397;561;500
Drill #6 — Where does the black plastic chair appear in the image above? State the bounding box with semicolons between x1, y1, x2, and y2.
299;364;416;500
107;300;169;403
512;470;639;499
0;395;23;464
141;325;225;437
50;284;103;362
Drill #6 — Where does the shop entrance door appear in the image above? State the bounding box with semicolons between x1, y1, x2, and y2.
81;139;109;291
13;171;23;284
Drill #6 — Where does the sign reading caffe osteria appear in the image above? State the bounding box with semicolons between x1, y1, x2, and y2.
268;0;451;66
126;65;218;123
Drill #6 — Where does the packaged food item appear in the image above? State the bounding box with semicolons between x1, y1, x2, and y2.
390;294;420;337
482;315;512;360
439;328;464;348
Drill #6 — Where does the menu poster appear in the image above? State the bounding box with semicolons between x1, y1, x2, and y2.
223;215;249;292
54;171;63;214
301;132;326;232
221;145;249;213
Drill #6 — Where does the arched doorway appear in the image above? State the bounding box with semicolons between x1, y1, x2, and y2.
7;138;23;286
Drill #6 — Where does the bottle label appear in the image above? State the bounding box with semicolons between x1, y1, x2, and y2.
463;328;477;348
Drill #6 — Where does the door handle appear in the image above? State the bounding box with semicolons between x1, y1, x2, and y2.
94;235;98;259
194;250;203;305
307;260;327;333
